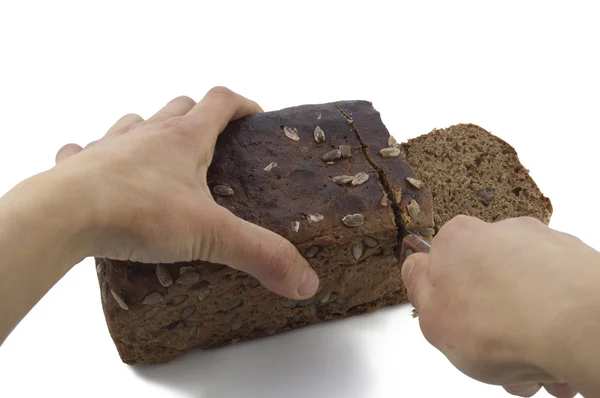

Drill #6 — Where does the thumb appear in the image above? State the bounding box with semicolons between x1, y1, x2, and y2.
204;207;319;300
401;252;433;311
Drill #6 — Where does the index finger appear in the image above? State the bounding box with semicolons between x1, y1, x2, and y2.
184;86;263;142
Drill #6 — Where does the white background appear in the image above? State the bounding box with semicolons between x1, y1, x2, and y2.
0;1;597;397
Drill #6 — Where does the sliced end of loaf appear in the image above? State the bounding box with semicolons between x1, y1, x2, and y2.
400;123;552;231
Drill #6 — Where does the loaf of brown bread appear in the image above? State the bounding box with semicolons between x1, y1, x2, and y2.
96;101;433;365
96;105;551;365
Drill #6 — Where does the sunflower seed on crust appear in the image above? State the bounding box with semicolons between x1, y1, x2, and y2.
351;172;369;186
219;298;243;312
335;296;347;305
101;282;109;303
156;264;173;287
380;147;401;158
303;245;319;258
332;175;355;185
351;242;364;260
214;185;234;196
280;299;297;309
381;194;389;207
176;271;200;286
263;161;278;172
142;292;164;305
187;326;198;340
111;290;129;310
407;200;421;218
231;315;243;331
322;149;341;162
388;136;400;148
420;227;435;237
308;213;324;223
313;126;326;143
291;221;300;233
316;112;322;120
364;237;378;248
342;214;364;227
284;126;300;141
407;177;423;189
167;294;188;306
96;259;105;274
181;305;196;320
394;190;403;203
319;291;332;304
197;281;212;302
339;144;352;158
180;266;196;275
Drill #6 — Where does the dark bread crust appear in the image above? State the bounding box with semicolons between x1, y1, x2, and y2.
336;102;435;233
97;101;430;365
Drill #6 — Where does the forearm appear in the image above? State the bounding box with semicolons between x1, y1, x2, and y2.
0;169;94;344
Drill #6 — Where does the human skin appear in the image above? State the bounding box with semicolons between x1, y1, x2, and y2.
0;87;319;345
0;87;598;397
402;215;600;397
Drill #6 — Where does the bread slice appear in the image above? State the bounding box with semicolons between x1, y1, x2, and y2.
399;123;552;231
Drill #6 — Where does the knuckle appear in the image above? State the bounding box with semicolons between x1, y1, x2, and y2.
450;214;476;228
171;95;196;107
207;86;233;98
518;216;543;226
500;215;543;230
55;143;81;163
119;113;144;133
123;112;143;122
437;214;474;240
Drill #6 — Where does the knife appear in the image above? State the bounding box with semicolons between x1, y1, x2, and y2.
398;224;431;264
397;225;431;318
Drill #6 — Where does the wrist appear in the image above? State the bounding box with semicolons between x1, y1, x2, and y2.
2;167;100;264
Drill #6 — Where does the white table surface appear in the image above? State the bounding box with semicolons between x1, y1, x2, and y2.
0;1;597;397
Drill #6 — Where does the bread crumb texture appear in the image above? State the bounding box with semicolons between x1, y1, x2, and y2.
400;123;552;230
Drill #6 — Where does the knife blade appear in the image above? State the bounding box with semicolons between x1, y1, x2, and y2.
398;225;431;264
399;224;431;250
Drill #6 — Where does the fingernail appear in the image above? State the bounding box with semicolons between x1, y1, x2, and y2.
297;267;319;296
505;384;541;396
